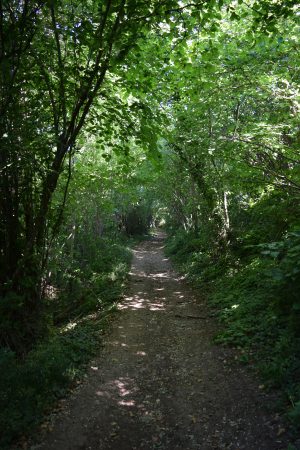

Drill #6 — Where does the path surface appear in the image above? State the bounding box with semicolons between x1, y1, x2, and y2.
35;233;289;450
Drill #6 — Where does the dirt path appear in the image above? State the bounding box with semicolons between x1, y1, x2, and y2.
35;233;289;450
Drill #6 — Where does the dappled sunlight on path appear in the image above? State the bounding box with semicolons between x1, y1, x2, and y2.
37;235;289;450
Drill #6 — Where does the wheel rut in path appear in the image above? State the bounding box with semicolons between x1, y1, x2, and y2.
36;233;289;450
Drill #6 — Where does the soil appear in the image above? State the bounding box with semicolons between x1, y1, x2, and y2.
32;232;291;450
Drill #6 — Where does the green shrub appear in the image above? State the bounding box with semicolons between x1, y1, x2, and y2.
259;231;300;334
0;235;132;448
165;229;300;431
0;312;115;448
50;238;132;323
210;256;300;430
165;231;205;263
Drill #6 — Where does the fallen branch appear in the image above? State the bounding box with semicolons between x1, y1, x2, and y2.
174;314;207;320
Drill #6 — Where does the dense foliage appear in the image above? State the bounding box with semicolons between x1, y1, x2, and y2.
1;0;300;447
159;5;300;437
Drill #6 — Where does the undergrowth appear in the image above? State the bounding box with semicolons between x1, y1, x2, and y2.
0;236;133;449
165;230;300;437
48;235;133;322
0;311;115;448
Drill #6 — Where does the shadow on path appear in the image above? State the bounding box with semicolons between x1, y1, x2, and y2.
35;235;289;450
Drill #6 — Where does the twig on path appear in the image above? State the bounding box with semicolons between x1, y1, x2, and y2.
174;314;207;320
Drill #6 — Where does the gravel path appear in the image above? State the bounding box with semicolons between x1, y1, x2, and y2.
35;233;289;450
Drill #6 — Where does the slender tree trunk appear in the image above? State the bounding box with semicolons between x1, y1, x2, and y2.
223;191;230;234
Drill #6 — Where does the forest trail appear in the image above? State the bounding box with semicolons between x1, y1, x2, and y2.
35;233;289;450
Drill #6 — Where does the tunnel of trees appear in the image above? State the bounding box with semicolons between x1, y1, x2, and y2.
0;0;299;446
